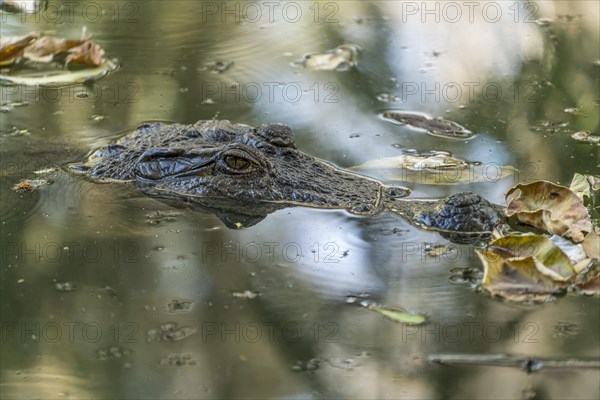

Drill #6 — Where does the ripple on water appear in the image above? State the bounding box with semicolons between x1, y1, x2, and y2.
1;367;102;399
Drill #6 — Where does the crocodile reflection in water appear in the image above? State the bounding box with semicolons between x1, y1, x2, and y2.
72;120;504;242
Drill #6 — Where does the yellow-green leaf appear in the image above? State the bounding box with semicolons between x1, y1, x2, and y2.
477;248;566;302
489;234;575;280
366;304;426;325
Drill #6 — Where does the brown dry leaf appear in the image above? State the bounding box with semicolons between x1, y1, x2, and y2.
1;33;106;69
576;274;600;295
0;34;39;66
65;39;106;67
23;36;82;63
505;181;592;242
582;231;600;260
477;248;566;302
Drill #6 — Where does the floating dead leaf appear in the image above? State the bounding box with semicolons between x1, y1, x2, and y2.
201;60;233;74
477;247;567;302
22;36;82;63
570;131;600;144
299;44;360;71
0;33;39;66
488;234;575;281
366;304;426;325
12;179;49;192
505;181;592;242
381;111;472;139
351;152;515;185
0;32;114;85
65;39;106;67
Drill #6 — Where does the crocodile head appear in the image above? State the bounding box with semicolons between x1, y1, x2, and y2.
73;120;409;225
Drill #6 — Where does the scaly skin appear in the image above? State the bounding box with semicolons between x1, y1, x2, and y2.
72;120;504;237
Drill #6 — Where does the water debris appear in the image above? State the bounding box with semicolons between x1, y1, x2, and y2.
449;267;482;284
423;243;457;258
570;131;600;144
95;345;133;360
160;353;197;367
291;358;320;372
1;126;30;136
167;299;192;313
0;100;28;112
381;111;473;139
200;60;233;74
297;44;360;71
376;93;401;103
54;281;76;292
552;321;579;338
0;32;117;85
563;107;579;114
232;290;259;299
427;354;600;373
505;181;593;242
350;150;515;185
12;179;49;192
145;210;180;225
146;322;197;342
536;17;553;26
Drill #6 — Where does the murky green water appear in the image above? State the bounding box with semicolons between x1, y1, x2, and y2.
1;1;599;399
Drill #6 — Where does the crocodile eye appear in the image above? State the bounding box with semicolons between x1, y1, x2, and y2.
219;148;263;175
224;155;250;170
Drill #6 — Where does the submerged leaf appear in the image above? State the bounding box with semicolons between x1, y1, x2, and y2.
505;181;592;242
0;60;117;85
352;154;515;185
477;247;566;302
489;234;575;280
381;111;472;139
366;304;426;325
352;153;468;171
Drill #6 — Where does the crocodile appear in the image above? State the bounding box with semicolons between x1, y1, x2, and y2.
72;120;504;242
